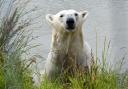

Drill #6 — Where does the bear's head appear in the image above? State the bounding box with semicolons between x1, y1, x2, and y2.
46;9;88;32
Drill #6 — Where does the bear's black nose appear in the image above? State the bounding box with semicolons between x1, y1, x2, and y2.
66;18;75;30
66;18;74;25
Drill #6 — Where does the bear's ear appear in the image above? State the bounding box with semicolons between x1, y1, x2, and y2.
46;14;54;23
80;11;88;21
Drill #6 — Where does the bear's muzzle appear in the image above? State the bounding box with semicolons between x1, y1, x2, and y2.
66;18;75;30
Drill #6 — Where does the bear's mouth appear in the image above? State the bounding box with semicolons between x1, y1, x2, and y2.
66;25;75;30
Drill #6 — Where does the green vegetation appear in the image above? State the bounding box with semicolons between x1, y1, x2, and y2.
0;0;128;89
39;37;128;89
0;0;36;89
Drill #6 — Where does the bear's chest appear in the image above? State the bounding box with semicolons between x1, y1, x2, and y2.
53;50;85;76
54;48;83;70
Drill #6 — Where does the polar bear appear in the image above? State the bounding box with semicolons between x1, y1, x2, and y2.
45;9;92;80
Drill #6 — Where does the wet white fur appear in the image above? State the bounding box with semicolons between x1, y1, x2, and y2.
45;9;92;79
33;9;92;86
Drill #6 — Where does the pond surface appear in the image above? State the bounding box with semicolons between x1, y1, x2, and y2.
29;0;128;71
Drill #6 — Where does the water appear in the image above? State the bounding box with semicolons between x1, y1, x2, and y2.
29;0;128;71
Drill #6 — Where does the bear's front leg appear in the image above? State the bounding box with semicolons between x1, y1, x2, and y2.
45;52;64;80
45;52;56;80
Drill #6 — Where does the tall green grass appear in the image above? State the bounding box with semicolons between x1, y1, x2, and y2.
39;37;128;89
0;0;37;89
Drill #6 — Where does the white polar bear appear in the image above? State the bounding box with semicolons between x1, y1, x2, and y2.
45;9;92;80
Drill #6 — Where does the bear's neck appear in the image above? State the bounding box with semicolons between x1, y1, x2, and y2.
51;27;84;54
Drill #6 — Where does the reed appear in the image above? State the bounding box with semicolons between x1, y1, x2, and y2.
0;0;37;89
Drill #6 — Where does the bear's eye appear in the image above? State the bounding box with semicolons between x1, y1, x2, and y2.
74;13;78;16
60;14;64;18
